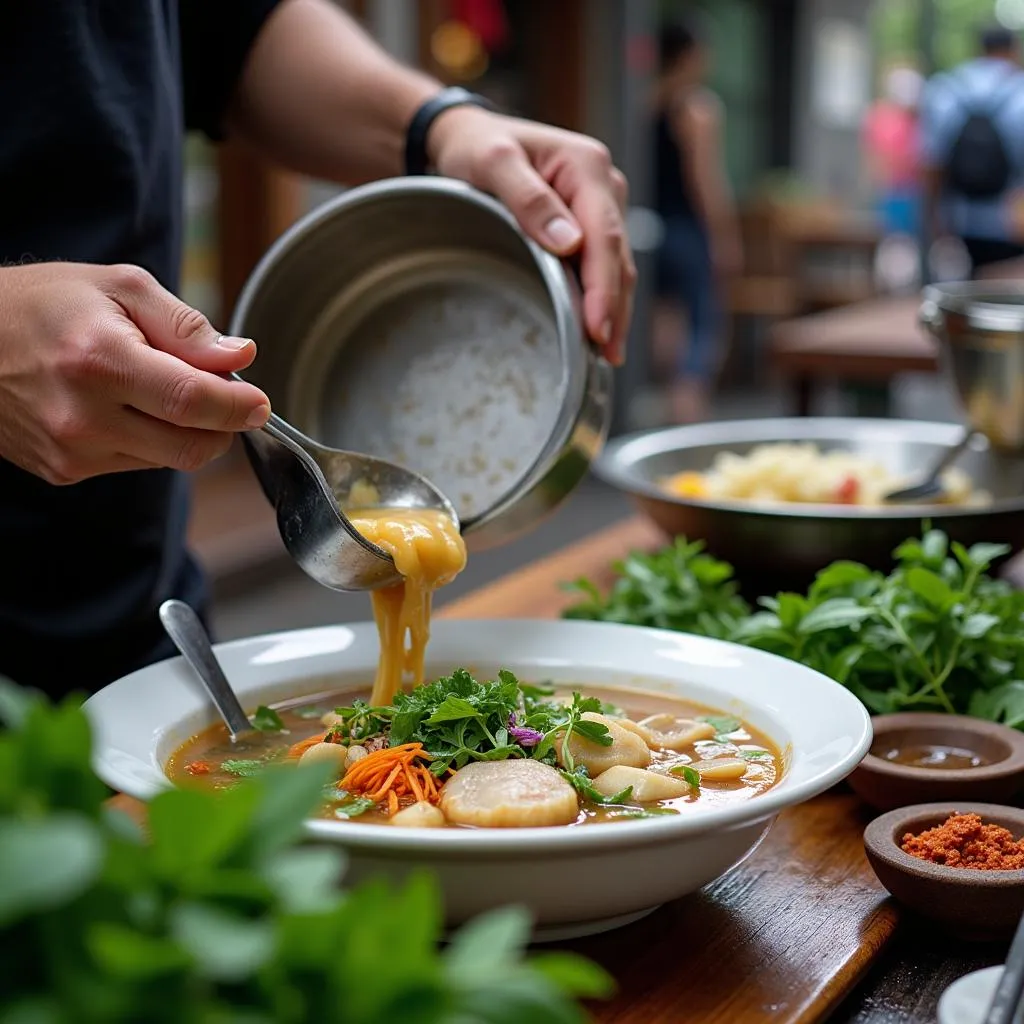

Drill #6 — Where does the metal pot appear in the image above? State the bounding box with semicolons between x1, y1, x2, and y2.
230;177;612;551
920;281;1024;453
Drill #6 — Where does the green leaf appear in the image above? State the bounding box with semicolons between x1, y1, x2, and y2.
0;678;41;730
962;613;1002;639
87;922;191;978
739;750;772;761
670;764;702;788
220;759;266;778
530;952;616;999
904;566;955;610
425;695;483;725
334;797;376;819
967;542;1011;570
445;906;531;977
559;767;633;805
812;560;875;591
0;815;104;925
922;529;948;563
248;762;334;860
699;715;740;735
293;705;329;720
171;902;276;981
797;598;874;634
263;846;347;913
970;681;1024;728
0;999;62;1024
571;719;613;746
252;705;285;732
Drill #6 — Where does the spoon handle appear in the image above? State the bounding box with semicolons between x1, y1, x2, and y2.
931;429;975;478
158;600;252;738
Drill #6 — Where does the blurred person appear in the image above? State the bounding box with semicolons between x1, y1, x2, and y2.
862;65;924;239
920;25;1024;274
0;0;635;698
652;18;741;424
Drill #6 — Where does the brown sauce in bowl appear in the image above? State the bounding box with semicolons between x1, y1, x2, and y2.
874;742;991;771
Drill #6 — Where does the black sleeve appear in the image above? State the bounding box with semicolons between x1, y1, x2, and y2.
178;0;283;140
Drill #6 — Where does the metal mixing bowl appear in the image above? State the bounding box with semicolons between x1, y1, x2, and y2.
921;281;1024;453
595;418;1024;590
230;177;612;551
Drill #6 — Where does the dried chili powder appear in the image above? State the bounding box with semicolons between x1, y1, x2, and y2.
901;812;1024;871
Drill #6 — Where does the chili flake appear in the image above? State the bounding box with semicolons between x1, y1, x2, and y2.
901;813;1024;871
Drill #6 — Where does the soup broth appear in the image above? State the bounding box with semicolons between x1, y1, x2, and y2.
166;681;783;828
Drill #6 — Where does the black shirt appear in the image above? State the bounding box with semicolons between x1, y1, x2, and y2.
654;110;699;225
0;0;279;697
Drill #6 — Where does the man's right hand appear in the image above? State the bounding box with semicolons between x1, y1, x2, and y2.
0;262;271;485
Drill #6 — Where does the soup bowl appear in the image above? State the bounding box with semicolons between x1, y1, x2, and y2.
85;619;871;940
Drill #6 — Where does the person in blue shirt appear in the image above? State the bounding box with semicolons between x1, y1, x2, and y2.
920;25;1024;273
0;0;635;697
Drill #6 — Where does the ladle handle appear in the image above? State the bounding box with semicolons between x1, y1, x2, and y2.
159;600;252;738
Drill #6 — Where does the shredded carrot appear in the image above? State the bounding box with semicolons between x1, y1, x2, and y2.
287;733;327;759
338;742;440;809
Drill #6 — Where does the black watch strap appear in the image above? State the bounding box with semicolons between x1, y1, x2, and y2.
404;87;496;176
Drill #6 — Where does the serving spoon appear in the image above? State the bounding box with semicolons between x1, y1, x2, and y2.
159;599;255;742
882;429;975;505
238;400;459;593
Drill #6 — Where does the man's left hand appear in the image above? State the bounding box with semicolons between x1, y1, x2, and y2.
428;108;635;366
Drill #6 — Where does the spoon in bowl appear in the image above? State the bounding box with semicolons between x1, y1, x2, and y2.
882;429;976;505
159;599;255;743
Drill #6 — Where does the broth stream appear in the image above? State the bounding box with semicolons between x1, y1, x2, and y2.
347;508;466;705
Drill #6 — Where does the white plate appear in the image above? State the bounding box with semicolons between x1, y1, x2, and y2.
85;619;872;937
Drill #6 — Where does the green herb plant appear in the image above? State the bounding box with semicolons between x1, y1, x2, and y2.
0;680;611;1024
564;528;1024;729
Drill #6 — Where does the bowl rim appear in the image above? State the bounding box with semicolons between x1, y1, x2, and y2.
864;801;1024;886
857;712;1024;783
85;619;872;857
594;418;1024;519
228;177;601;538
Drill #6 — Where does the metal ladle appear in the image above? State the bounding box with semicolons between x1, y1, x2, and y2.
234;377;458;591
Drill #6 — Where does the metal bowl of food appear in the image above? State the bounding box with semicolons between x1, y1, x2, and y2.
230;177;612;551
594;418;1024;588
921;281;1024;453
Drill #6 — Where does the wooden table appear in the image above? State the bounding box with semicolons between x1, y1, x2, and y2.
769;296;938;417
441;517;1009;1023
115;516;1009;1022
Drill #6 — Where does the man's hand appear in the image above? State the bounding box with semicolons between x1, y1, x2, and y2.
0;263;271;485
427;108;635;366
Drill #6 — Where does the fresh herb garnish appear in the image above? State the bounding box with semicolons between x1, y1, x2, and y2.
251;705;285;732
531;692;612;771
739;750;772;761
669;764;702;788
699;715;740;736
220;758;268;778
334;796;376;819
605;806;679;820
565;528;1024;730
559;765;633;805
0;678;608;1021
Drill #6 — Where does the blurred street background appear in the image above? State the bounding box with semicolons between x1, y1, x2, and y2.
183;0;1015;640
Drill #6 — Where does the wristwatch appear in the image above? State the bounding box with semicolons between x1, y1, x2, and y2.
404;86;496;176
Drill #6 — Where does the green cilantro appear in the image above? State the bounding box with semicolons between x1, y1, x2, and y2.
739;750;772;761
220;759;267;778
669;764;702;789
334;797;376;820
559;765;633;805
251;705;285;732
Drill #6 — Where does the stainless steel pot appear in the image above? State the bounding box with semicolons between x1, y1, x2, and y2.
230;177;612;552
920;281;1024;453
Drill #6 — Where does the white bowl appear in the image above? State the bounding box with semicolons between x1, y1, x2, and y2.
85;619;871;940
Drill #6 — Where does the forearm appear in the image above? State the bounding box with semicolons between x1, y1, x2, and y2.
228;0;441;183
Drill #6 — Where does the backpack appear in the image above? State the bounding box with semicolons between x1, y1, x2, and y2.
944;70;1020;199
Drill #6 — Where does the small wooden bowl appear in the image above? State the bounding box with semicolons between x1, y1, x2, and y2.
864;802;1024;940
848;713;1024;812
